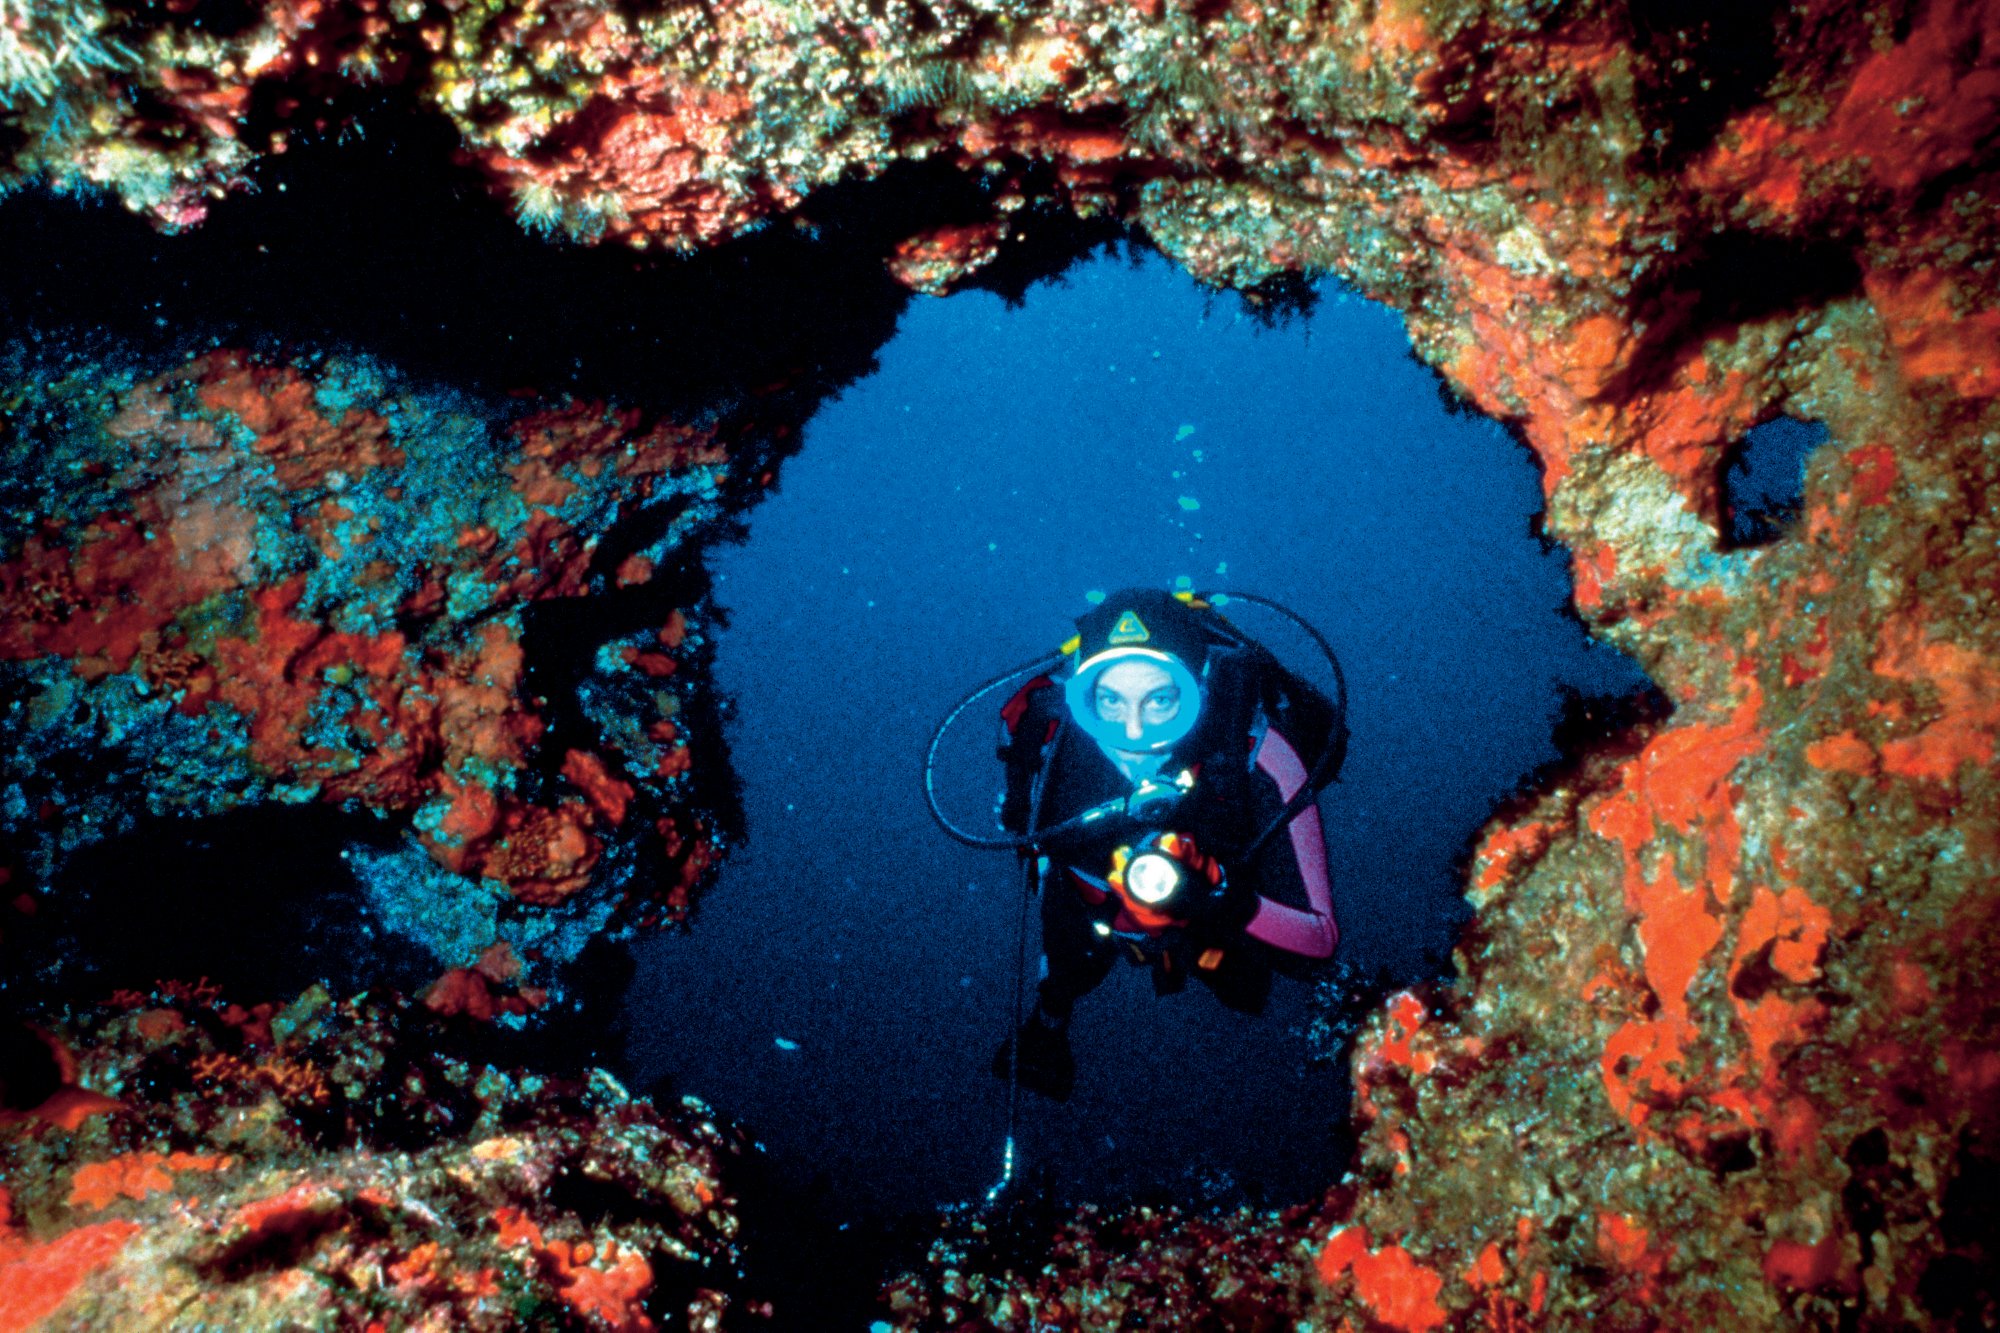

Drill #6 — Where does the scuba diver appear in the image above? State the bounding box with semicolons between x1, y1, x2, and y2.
973;587;1346;1101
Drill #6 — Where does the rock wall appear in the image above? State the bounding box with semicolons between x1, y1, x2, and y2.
2;0;1995;1327
0;984;759;1329
1;345;734;985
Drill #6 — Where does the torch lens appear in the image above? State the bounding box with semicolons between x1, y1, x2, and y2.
1125;851;1183;905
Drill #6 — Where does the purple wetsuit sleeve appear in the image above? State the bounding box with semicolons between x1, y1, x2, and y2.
1242;728;1338;958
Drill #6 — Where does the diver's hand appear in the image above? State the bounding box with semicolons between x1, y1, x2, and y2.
1150;835;1254;933
1194;874;1258;935
1152;832;1223;891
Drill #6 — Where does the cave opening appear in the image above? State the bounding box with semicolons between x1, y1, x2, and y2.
0;94;1672;1309
614;243;1655;1224
0;0;1992;1323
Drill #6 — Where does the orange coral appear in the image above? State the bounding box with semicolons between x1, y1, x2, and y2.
1696;0;2000;223
494;1209;656;1331
1762;1236;1854;1293
1368;992;1438;1077
562;749;636;826
68;1152;231;1212
1582;689;1767;1132
1871;613;2000;783
194;352;404;489
424;947;543;1023
1315;1227;1447;1333
1595;1213;1666;1300
1804;731;1876;775
0;1200;141;1332
1471;820;1554;895
189;1050;330;1104
476;802;601;906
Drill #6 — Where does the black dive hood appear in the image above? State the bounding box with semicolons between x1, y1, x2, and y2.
1062;588;1213;755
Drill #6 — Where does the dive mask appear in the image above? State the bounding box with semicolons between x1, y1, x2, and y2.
1062;646;1203;754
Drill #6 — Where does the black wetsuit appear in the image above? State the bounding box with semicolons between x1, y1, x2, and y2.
997;658;1323;1019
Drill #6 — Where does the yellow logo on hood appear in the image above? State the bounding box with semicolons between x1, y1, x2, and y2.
1108;610;1150;645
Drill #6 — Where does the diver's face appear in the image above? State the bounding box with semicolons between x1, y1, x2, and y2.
1092;660;1182;748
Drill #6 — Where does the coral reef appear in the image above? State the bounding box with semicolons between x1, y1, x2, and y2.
0;983;757;1329
881;1201;1323;1329
2;0;1996;1327
867;0;2000;1325
0;343;731;991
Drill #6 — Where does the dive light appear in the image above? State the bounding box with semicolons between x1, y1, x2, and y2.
1123;846;1185;905
1108;829;1220;924
1100;833;1234;972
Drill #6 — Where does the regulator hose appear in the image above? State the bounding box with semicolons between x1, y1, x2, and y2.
921;652;1068;850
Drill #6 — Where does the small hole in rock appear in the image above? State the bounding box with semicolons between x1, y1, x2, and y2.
1719;416;1830;549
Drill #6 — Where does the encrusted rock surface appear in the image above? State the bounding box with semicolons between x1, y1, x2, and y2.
1;343;734;993
3;0;1996;1328
0;984;755;1329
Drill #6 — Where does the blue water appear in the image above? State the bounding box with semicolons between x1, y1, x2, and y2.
616;247;1648;1219
1724;416;1830;547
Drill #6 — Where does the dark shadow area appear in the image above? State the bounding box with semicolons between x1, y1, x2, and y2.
18;804;434;1002
1719;416;1830;549
1923;1122;2000;1330
2;797;653;1119
1626;0;1793;167
521;541;746;853
1477;681;1676;850
1612;235;1861;404
140;0;267;40
0;90;1119;435
0;1021;66;1111
708;1147;927;1331
1546;681;1678;761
